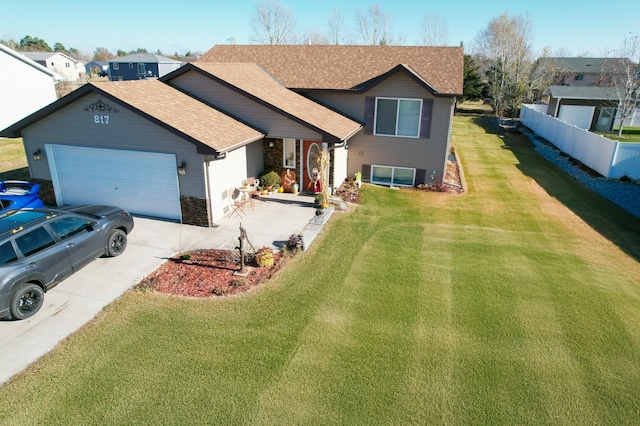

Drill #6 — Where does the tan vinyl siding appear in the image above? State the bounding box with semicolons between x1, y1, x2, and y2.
319;73;455;182
169;72;322;141
22;93;206;198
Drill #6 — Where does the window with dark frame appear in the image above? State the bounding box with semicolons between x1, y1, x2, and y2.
374;97;422;137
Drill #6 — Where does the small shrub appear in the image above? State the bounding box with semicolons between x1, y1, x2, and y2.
180;254;191;261
619;175;632;183
259;171;280;188
287;234;304;251
230;278;246;288
254;247;274;267
212;286;228;296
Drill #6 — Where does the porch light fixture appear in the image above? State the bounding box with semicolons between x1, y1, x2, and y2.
268;140;275;148
178;162;187;175
32;149;42;161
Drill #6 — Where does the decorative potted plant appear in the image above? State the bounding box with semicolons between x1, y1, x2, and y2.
259;171;280;192
355;171;362;188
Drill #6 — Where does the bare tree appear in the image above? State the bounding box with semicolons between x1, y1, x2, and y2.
250;0;297;45
303;28;329;45
607;33;640;136
355;4;393;45
420;13;449;46
327;9;348;45
474;13;534;116
528;48;574;101
93;47;115;61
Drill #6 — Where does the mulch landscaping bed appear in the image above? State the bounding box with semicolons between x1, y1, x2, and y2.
136;249;284;297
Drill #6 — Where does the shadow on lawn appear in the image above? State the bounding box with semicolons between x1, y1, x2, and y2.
473;116;640;263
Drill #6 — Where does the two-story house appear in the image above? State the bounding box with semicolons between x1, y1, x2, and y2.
20;51;83;82
1;45;463;227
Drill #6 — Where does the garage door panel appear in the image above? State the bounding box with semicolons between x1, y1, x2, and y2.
48;145;181;221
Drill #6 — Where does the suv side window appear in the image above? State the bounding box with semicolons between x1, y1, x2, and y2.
49;217;93;240
0;241;18;265
15;227;56;257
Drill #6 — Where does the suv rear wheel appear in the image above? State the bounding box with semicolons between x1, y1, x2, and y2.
10;283;45;320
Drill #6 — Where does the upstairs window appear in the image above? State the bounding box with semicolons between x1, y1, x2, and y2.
374;98;422;138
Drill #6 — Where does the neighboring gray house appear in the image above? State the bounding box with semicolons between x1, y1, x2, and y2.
85;60;109;75
108;53;182;81
543;85;620;131
0;45;463;227
537;57;634;87
0;44;60;131
20;51;83;81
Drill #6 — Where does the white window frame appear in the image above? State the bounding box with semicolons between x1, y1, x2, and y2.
137;63;146;74
370;164;416;187
129;63;134;68
374;97;422;138
283;138;296;169
113;63;119;70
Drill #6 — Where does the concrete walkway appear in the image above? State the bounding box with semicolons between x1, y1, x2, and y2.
0;191;328;385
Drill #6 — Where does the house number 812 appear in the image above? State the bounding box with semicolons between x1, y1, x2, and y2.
94;115;110;124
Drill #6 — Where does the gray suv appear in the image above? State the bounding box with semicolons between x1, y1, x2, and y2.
0;205;134;320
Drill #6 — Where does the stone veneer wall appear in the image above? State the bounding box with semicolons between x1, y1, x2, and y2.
31;179;56;206
180;196;211;227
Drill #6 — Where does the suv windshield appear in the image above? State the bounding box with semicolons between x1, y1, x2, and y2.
0;210;51;235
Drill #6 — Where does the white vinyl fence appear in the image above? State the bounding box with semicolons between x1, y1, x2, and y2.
520;104;640;179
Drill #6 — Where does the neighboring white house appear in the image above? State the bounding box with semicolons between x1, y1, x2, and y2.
20;51;83;81
0;44;61;132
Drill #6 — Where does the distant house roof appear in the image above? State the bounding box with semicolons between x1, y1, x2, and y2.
21;51;76;63
0;80;264;154
164;62;362;143
110;53;182;64
539;57;635;74
0;44;61;80
543;85;620;100
198;45;464;95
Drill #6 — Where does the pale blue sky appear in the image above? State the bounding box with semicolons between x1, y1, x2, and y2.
3;0;639;57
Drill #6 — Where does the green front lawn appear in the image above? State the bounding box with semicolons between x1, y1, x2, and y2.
1;117;639;424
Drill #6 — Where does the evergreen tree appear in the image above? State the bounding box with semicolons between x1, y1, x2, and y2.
462;55;483;102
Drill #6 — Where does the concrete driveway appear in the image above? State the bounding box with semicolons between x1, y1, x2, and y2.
0;192;325;385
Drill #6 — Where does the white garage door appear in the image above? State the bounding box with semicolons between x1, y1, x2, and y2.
558;105;595;130
47;145;181;220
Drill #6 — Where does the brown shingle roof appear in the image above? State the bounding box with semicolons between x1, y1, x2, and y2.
92;80;264;153
198;45;464;95
189;63;362;142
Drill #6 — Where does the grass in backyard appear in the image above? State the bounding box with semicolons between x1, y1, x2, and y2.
595;126;640;142
0;137;30;180
1;117;640;424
